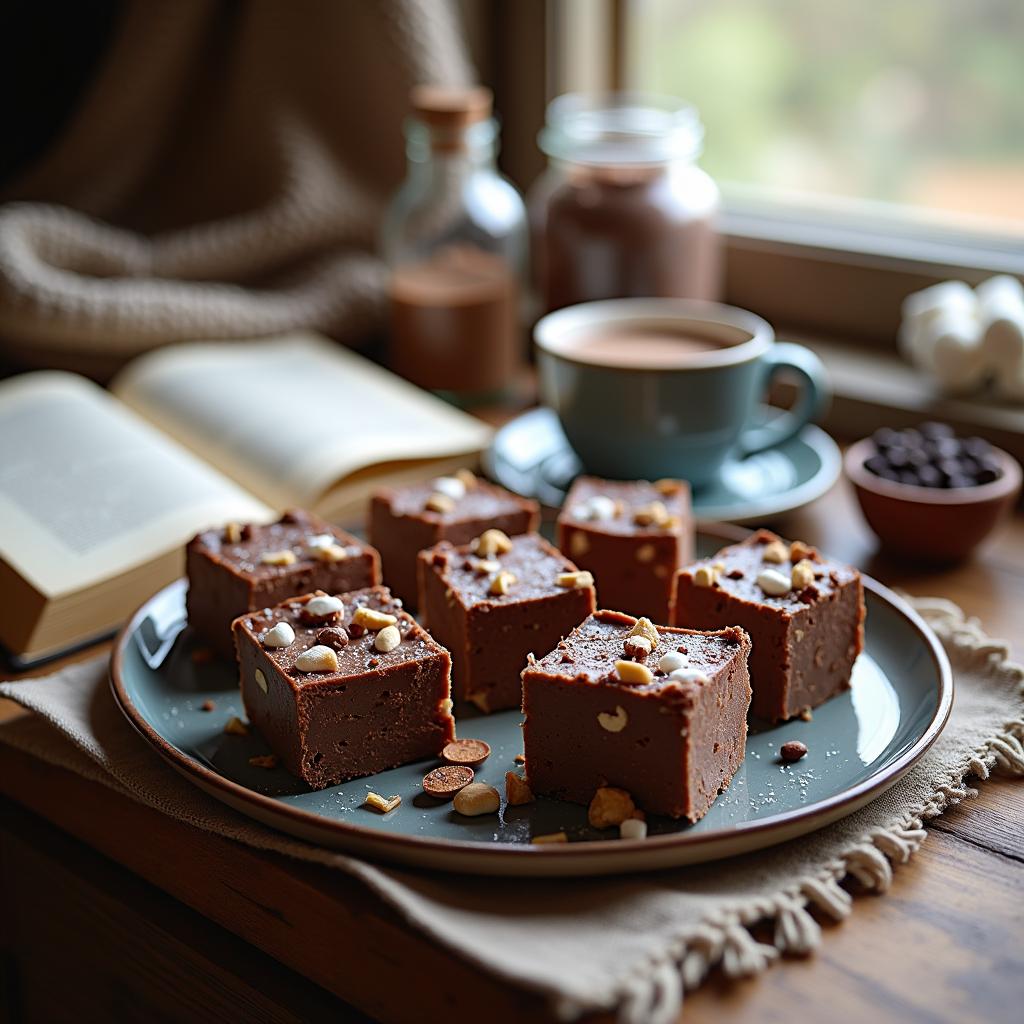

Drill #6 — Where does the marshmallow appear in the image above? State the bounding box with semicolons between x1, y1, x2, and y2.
977;275;1024;370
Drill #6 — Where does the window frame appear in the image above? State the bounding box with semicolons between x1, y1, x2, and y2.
505;0;1024;345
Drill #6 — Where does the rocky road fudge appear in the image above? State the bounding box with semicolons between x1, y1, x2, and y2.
417;530;596;713
186;509;381;658
369;471;539;605
232;586;455;788
556;476;692;624
522;611;751;821
672;529;865;722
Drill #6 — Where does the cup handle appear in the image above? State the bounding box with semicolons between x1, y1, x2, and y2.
737;342;830;456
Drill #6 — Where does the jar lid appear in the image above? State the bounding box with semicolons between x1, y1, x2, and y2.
410;85;493;128
539;92;703;166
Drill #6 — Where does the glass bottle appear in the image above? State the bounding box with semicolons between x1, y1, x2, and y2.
381;85;527;404
529;92;722;314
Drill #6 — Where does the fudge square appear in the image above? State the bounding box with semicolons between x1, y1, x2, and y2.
522;612;751;821
672;529;865;722
187;509;381;659
233;586;455;788
417;531;596;713
370;471;539;605
556;476;693;625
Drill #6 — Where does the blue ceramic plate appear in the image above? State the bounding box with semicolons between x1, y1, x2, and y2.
110;528;950;876
483;406;842;523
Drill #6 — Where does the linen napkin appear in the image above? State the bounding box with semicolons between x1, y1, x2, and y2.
1;597;1021;1024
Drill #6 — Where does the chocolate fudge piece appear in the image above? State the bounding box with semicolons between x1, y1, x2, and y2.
370;472;539;605
233;586;455;788
418;531;596;713
672;529;865;722
556;476;693;625
187;509;381;659
522;611;751;821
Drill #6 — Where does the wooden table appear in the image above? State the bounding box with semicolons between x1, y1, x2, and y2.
1;479;1022;1024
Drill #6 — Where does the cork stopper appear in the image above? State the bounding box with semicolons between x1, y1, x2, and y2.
410;85;493;128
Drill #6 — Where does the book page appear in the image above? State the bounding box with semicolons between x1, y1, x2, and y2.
112;333;494;509
0;373;272;597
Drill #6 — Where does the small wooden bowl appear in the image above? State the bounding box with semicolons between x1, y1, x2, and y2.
844;437;1022;563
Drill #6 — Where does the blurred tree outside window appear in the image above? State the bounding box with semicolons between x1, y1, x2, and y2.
625;0;1024;240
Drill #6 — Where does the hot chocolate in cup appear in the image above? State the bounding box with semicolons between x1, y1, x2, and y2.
534;298;829;488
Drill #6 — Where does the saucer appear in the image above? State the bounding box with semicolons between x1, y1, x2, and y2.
482;406;841;523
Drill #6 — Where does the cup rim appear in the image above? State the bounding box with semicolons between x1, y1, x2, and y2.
534;298;775;372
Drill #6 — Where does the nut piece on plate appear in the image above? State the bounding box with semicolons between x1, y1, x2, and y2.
531;831;568;845
224;716;249;736
588;786;637;829
505;771;535;806
423;764;475;799
619;818;648;840
248;754;279;769
453;782;501;817
780;740;809;762
364;792;402;813
442;738;491;767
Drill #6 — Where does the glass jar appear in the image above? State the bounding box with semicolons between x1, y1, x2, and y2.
381;85;527;404
529;93;722;314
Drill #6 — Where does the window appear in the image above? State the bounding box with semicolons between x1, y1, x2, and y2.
624;0;1024;243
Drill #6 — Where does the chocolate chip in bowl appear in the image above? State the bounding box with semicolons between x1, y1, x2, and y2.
845;423;1021;563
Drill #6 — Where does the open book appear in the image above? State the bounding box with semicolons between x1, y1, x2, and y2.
0;334;492;663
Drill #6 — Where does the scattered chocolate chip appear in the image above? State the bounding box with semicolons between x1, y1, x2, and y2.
348;622;366;638
423;763;475;799
200;699;216;712
727;569;744;580
442;738;491;767
780;740;808;763
865;422;1002;489
316;626;350;649
560;651;574;663
240;523;254;541
796;586;819;604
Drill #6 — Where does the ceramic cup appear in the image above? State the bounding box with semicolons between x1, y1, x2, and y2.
534;298;829;488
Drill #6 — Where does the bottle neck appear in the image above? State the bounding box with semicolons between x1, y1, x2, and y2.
404;118;499;183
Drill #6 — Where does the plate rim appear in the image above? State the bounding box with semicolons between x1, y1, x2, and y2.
484;406;842;525
109;543;952;874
